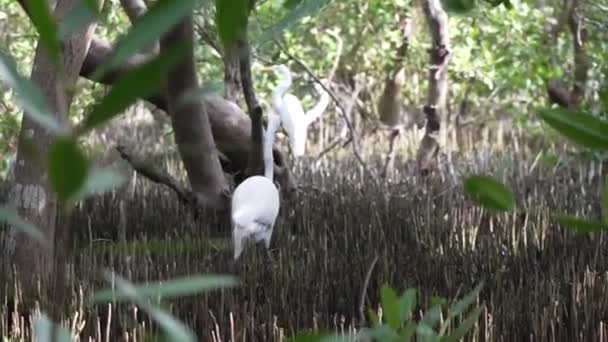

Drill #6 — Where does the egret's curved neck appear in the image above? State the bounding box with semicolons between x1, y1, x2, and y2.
272;69;292;108
263;114;281;180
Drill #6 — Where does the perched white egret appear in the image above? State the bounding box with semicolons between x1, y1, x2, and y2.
230;112;282;260
260;64;330;157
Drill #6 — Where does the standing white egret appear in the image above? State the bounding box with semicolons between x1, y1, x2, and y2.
230;112;282;260
260;64;330;157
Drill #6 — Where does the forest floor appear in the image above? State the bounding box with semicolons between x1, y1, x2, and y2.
1;123;608;341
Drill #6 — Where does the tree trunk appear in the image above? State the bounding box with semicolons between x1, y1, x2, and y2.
378;15;413;127
14;0;296;194
118;0;159;55
8;0;99;288
160;15;229;209
416;0;449;175
544;0;589;109
567;0;588;106
223;45;241;103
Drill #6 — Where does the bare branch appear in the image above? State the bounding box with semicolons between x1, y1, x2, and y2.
115;145;198;207
193;20;224;57
325;29;343;86
304;31;342;125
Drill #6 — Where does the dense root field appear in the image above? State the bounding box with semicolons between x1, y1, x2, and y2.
1;148;608;341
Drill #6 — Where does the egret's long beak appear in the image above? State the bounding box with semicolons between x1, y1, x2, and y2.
259;66;273;72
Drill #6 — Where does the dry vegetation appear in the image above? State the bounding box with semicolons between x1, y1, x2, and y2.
1;120;608;341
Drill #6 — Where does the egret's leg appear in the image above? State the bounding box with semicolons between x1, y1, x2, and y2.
233;226;246;260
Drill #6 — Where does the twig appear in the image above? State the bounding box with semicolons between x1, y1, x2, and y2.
193;20;223;58
325;29;343;85
359;255;379;325
115;145;199;207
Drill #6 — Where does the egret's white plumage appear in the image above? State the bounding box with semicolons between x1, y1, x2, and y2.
265;64;330;158
230;113;282;260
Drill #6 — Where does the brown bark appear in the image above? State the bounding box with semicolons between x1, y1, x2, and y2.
567;2;588;106
8;0;99;288
378;15;412;127
237;36;265;178
416;0;449;175
223;45;241;103
119;0;147;22
160;16;229;209
118;0;159;55
77;31;293;188
14;0;295;193
545;0;589;109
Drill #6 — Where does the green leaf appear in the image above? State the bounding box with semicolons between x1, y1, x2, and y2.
399;321;417;341
58;0;100;39
254;0;330;46
368;308;380;327
48;137;89;203
419;305;442;330
80;45;185;134
447;282;483;321
0;206;47;246
430;296;447;307
93;274;239;303
440;306;482;342
92;0;197;79
416;321;439;340
399;288;417;322
32;314;72;342
215;0;250;48
102;272;197;342
380;284;402;330
442;0;477;14
284;0;304;9
558;215;607;233
464;175;515;211
0;51;62;134
25;0;61;65
68;167;125;203
599;85;608;112
538;107;608;150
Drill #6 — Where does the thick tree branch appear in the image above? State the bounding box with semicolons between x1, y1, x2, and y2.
544;0;589;109
160;15;229;209
378;15;413;128
568;1;588;105
417;0;449;175
14;0;296;194
119;0;147;22
118;0;159;55
237;31;265;177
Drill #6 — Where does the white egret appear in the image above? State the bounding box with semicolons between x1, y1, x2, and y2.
260;64;330;157
230;112;282;260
